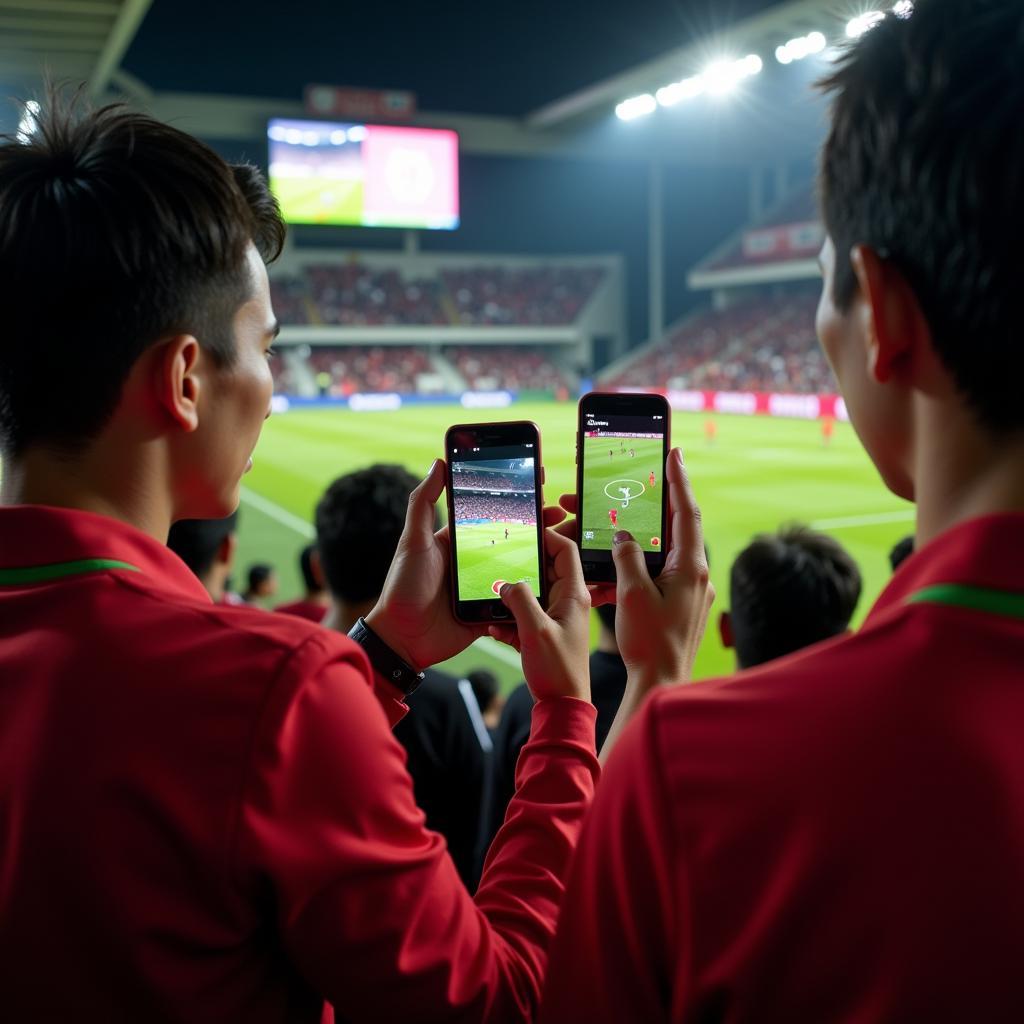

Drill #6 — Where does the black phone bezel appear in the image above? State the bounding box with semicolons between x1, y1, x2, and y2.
576;391;670;583
445;420;546;623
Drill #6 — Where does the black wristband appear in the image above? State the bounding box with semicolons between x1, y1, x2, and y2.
347;617;425;696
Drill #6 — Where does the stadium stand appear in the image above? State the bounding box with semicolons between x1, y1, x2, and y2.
452;493;537;523
444;346;571;392
269;261;604;327
606;288;835;394
306;345;432;394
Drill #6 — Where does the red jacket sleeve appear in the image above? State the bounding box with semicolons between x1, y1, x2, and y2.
540;691;678;1024
233;631;600;1022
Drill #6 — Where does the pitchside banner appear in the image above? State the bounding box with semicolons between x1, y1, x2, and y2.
658;388;849;421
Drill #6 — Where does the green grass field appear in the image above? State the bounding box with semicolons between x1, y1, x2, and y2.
272;176;364;225
581;434;665;551
237;401;914;691
453;522;541;601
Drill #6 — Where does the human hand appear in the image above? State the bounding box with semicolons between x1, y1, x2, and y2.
365;459;487;670
486;523;592;703
611;446;714;690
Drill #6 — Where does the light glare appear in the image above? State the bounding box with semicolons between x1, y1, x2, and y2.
16;99;39;143
846;11;885;38
892;0;913;16
775;44;793;65
616;93;657;120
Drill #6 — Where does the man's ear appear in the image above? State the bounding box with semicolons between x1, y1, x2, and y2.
849;246;929;386
154;335;202;432
719;610;734;649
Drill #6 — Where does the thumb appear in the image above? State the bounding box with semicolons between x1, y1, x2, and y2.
612;530;655;596
499;581;547;637
400;459;445;550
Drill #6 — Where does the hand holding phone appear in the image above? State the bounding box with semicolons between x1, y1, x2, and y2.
365;459;489;671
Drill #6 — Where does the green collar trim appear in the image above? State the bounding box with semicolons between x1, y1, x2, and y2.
908;583;1024;621
0;558;141;586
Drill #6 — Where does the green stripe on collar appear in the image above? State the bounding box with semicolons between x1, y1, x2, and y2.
908;583;1024;621
0;558;141;586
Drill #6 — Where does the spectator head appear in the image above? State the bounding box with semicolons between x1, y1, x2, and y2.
467;670;500;717
298;543;325;596
889;535;915;573
245;563;277;600
166;512;238;602
0;87;286;520
315;464;439;620
816;0;1024;503
720;525;862;669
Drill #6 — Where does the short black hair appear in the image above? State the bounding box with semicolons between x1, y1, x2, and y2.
247;564;274;592
0;86;286;456
315;464;438;604
298;543;320;593
819;0;1024;432
889;534;915;573
729;525;862;669
467;669;500;715
166;513;238;580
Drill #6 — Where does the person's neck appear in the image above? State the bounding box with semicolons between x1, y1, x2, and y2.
322;596;376;635
1;440;173;541
304;589;331;607
913;396;1024;546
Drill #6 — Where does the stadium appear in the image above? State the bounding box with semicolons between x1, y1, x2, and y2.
8;1;1023;1018
0;0;916;686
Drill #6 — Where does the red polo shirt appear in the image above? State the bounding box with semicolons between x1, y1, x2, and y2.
274;598;328;623
542;513;1024;1023
0;505;599;1022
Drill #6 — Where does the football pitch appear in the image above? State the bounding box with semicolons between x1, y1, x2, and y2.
237;402;914;690
453;523;541;602
581;434;665;551
272;176;364;225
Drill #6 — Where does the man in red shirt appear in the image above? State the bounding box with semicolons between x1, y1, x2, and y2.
543;2;1024;1020
275;543;331;622
0;94;605;1022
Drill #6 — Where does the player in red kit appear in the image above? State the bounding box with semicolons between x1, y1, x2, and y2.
649;470;656;489
608;508;618;529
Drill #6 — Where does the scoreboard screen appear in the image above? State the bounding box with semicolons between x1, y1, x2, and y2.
268;117;459;230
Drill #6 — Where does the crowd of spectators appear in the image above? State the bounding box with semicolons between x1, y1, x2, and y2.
609;290;835;394
268;262;604;328
450;471;525;491
306;346;431;394
452;491;536;523
444;346;571;391
442;266;604;325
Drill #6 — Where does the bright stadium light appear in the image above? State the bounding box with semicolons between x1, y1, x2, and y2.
776;31;828;64
16;100;39;143
702;54;762;96
657;75;706;107
892;0;913;16
846;11;885;38
616;93;657;120
346;124;368;142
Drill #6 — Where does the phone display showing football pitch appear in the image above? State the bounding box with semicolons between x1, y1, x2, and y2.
451;457;541;602
580;431;665;553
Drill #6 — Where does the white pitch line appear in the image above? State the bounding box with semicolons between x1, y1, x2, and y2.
239;486;315;538
810;509;915;530
239;486;525;671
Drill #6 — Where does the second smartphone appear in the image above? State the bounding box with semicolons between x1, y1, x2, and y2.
576;391;670;583
445;420;547;623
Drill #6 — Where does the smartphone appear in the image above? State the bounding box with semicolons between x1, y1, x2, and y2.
445;420;547;623
576;391;670;583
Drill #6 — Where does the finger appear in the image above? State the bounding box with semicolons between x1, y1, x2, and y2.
552;517;578;543
612;529;657;600
403;459;446;550
665;448;708;576
586;583;616;607
499;581;548;637
487;624;521;652
544;528;590;607
558;493;578;515
542;505;567;529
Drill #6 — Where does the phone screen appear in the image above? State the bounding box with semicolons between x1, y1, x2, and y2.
449;442;542;602
580;411;667;555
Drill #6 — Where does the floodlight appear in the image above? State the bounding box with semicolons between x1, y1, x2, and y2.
16;99;39;143
656;82;684;107
775;44;793;64
743;54;763;75
347;125;368;142
702;55;761;96
846;11;885;38
616;94;657;121
329;129;347;145
892;0;913;16
806;31;827;53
